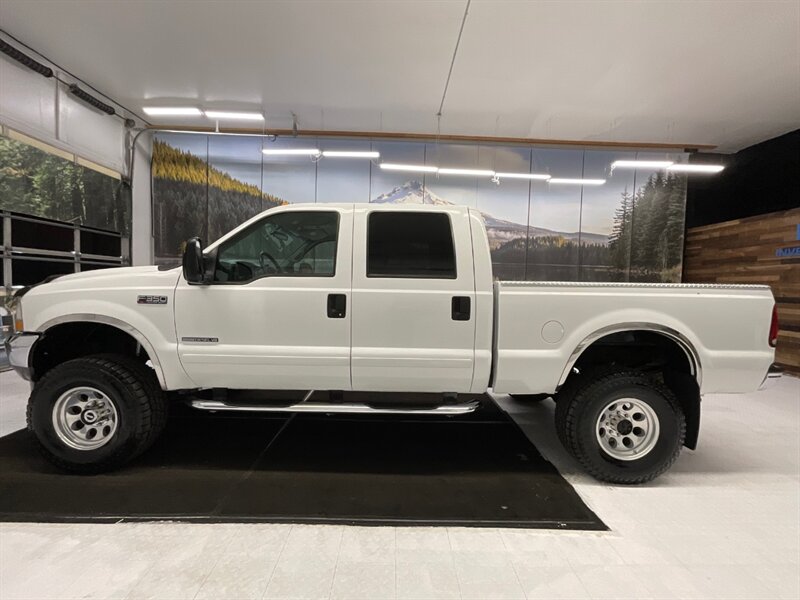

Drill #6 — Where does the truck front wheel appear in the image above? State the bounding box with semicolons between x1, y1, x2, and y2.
27;355;167;473
558;370;685;484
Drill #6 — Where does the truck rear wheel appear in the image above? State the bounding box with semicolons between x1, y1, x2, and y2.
27;354;167;473
558;369;685;484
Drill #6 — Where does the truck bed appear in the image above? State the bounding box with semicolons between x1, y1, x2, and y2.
492;281;775;395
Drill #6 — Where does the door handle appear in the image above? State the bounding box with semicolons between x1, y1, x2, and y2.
451;296;471;321
327;293;346;318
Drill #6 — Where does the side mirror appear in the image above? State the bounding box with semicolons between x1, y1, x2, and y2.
182;237;208;284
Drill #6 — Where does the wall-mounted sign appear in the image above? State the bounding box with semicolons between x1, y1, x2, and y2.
776;246;800;258
774;223;800;257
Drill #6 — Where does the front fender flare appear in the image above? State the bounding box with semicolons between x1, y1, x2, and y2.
37;314;168;389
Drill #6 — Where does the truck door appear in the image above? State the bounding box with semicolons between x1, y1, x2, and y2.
174;206;353;391
350;206;476;393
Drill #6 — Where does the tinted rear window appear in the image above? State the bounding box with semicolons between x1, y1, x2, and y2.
367;212;456;279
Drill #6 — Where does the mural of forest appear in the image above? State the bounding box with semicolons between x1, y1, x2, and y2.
152;140;286;258
152;133;688;282
0;135;129;235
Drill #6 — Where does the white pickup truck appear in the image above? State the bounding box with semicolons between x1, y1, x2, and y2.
5;204;779;483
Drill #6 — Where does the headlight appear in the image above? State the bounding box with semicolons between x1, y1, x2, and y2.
4;294;24;334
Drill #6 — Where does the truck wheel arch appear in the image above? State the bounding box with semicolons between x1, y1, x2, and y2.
558;322;702;388
31;315;167;389
557;323;703;450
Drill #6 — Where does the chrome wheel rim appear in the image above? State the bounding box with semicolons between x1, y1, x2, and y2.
596;397;659;461
52;387;119;451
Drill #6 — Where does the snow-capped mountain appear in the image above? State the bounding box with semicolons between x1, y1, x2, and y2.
371;180;452;206
371;180;609;247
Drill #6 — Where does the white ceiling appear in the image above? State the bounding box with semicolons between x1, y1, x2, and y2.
1;0;798;152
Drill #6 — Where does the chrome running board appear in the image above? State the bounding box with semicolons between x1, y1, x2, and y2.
189;399;480;415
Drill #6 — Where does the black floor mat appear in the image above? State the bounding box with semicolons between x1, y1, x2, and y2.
0;397;605;529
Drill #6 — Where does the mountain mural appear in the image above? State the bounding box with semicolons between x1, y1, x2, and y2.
371;180;610;249
150;136;684;283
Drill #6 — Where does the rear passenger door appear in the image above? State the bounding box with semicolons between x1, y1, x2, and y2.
350;207;476;393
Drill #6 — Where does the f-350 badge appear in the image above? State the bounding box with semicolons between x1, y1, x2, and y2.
137;295;168;305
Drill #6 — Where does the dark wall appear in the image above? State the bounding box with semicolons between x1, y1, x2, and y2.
685;129;800;228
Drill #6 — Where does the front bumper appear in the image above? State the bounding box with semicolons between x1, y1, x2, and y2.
4;332;40;381
759;364;783;391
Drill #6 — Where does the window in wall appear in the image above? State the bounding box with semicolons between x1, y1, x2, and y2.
214;210;339;283
367;212;456;279
0;131;128;236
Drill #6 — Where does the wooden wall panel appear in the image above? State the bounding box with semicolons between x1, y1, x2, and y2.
684;208;800;374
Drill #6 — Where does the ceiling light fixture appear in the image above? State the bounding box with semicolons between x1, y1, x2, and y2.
667;164;724;173
549;178;606;185
437;168;496;177
379;163;438;173
142;106;202;116
262;148;321;156
322;151;380;158
611;160;674;169
495;172;551;180
204;110;264;121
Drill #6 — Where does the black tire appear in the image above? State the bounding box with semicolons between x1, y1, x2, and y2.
559;369;685;484
554;365;618;457
554;387;574;454
93;354;169;457
27;354;168;473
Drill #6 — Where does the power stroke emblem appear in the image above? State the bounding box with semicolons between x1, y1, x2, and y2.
137;295;168;305
181;337;219;343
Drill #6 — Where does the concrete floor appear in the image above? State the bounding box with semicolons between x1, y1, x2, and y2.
0;370;798;599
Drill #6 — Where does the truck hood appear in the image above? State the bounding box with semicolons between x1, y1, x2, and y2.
49;265;175;284
23;265;182;297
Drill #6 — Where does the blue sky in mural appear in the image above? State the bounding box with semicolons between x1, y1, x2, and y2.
317;138;372;203
209;135;261;188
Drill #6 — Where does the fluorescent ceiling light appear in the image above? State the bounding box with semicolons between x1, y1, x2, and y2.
549;178;606;185
495;172;551;180
667;163;724;173
438;168;496;177
142;106;202;116
322;150;380;158
379;163;438;173
204;110;264;121
262;148;321;156
611;160;673;169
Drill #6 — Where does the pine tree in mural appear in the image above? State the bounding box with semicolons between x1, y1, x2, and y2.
608;187;633;271
609;172;687;282
151;140;288;260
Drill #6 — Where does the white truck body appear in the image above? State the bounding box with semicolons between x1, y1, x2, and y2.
12;203;774;395
5;203;778;481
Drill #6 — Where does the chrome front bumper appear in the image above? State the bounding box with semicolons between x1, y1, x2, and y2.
759;364;783;391
4;332;40;381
